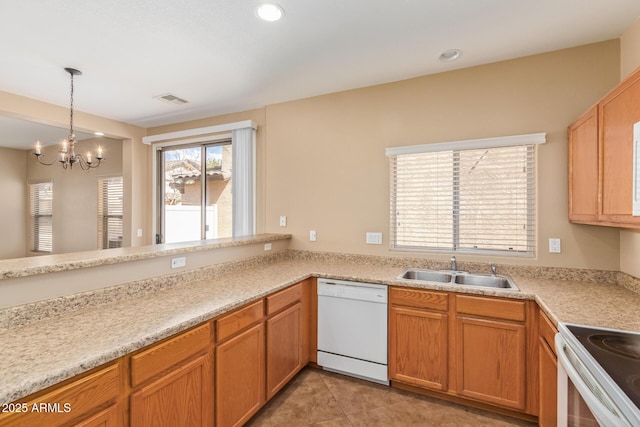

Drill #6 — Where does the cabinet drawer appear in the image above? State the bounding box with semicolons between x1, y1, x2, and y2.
131;322;210;387
0;363;120;427
216;299;264;342
266;283;303;315
390;287;448;312
539;310;558;355
456;295;525;322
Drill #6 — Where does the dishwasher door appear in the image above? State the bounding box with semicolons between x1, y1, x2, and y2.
317;279;388;383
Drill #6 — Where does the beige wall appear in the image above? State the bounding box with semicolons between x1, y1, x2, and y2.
263;41;621;269
26;138;123;254
148;42;623;270
619;17;640;278
0;147;27;258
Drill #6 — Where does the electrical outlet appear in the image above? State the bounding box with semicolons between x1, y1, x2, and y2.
366;232;383;245
549;238;561;253
264;243;272;251
310;230;317;241
171;257;186;268
279;216;287;227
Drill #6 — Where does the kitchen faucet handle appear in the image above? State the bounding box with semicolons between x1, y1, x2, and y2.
489;262;497;275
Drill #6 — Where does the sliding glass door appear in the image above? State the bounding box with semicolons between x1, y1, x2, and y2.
157;141;232;244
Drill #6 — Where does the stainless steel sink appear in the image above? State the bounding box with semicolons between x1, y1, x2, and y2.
397;268;519;291
400;269;452;283
453;274;514;289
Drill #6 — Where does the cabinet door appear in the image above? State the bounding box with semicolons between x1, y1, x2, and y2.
73;404;119;427
130;354;213;427
215;322;265;427
538;337;558;427
0;363;120;427
389;306;448;391
599;69;640;224
266;302;303;399
456;317;526;410
569;106;599;223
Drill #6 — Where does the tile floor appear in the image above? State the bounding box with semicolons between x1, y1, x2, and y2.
246;368;537;426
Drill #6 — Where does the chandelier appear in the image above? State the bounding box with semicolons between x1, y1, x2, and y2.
33;67;104;170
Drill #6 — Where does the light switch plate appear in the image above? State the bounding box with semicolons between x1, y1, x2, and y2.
549;238;561;253
310;230;317;241
279;216;287;227
366;232;383;245
137;228;143;238
171;257;187;268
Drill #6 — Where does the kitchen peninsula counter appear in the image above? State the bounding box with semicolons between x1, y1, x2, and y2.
1;250;639;406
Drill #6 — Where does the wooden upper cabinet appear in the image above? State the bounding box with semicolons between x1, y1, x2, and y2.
568;106;599;223
599;68;640;225
568;66;640;228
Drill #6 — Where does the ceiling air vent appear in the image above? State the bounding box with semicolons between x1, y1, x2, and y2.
153;93;189;105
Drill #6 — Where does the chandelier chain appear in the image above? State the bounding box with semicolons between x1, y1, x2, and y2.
69;72;74;139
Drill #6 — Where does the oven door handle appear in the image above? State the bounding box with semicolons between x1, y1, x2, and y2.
555;335;631;427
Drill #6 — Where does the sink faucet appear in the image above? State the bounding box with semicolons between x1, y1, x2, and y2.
489;262;497;275
450;256;457;271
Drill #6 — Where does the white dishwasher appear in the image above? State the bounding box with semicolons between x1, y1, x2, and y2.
317;278;388;385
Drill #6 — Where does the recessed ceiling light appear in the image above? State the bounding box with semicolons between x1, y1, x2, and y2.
439;49;462;62
94;131;104;136
255;3;284;22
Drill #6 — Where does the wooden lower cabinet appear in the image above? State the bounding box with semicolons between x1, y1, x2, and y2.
215;322;266;427
0;363;121;427
389;287;537;418
456;317;526;410
389;306;448;391
538;311;558;427
73;404;119;427
266;302;304;399
130;354;213;427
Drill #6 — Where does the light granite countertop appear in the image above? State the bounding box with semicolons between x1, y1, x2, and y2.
0;233;291;280
1;253;639;406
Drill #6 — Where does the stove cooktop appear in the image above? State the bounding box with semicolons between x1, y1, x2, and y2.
566;324;640;411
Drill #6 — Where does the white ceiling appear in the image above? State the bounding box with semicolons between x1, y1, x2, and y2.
1;0;640;130
0;116;95;150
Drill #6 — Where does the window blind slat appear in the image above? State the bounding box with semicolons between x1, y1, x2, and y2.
390;144;535;255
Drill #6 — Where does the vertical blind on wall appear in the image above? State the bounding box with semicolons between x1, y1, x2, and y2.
98;176;124;249
386;133;545;256
28;180;53;253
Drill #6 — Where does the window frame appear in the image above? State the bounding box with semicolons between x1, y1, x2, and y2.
98;175;124;249
386;133;545;257
146;120;257;244
28;179;54;253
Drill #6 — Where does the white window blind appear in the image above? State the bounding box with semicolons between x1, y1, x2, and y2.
98;176;124;249
29;180;53;253
387;134;544;256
